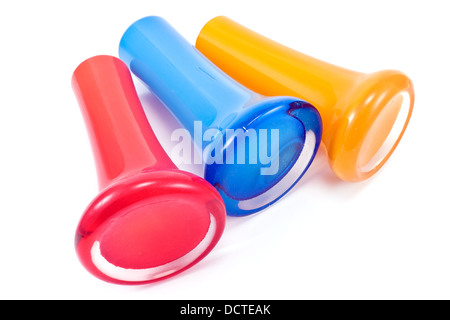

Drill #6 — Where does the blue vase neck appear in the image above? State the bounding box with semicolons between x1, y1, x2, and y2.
119;16;258;139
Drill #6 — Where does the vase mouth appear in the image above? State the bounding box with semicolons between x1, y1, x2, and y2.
327;70;414;181
203;97;322;216
75;170;226;285
357;91;412;173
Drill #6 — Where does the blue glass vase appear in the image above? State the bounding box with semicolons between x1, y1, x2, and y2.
119;16;322;216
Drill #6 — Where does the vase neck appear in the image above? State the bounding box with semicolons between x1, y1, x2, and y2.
72;55;176;190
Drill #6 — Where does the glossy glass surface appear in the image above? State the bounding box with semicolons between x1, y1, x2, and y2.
196;16;414;182
72;55;226;285
119;16;322;216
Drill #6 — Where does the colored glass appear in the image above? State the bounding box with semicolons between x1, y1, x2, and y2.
72;55;226;285
119;16;322;216
196;16;414;182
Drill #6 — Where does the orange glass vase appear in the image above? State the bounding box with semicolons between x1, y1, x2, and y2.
196;16;414;182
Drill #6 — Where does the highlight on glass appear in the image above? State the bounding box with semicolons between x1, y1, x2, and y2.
196;16;414;182
72;55;226;285
119;16;322;216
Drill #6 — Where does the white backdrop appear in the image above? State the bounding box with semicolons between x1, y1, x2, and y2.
0;0;449;299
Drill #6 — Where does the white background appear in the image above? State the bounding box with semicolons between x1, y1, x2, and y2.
0;0;449;299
